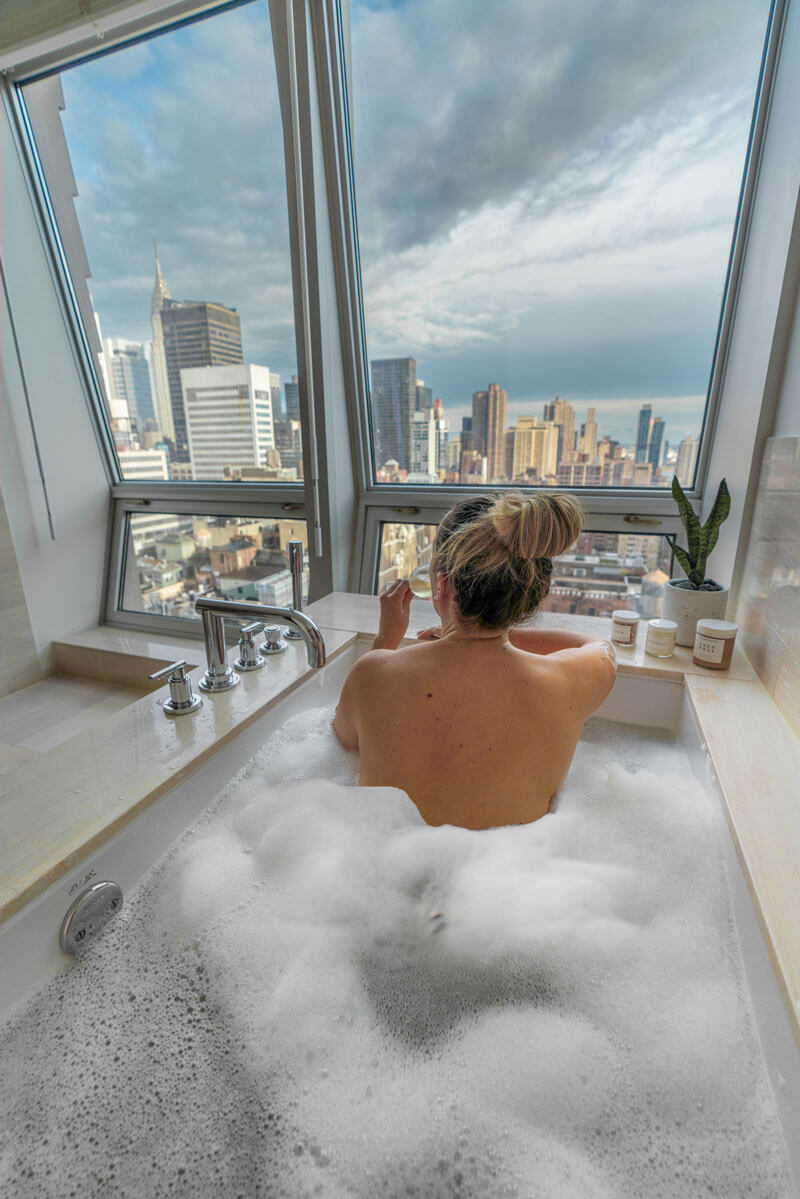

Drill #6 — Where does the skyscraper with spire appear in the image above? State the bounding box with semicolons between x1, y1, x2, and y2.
150;239;174;442
149;241;244;463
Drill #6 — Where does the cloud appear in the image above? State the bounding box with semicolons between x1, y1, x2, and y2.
350;0;765;252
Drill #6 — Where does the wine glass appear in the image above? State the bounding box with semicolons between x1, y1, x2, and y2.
409;564;432;598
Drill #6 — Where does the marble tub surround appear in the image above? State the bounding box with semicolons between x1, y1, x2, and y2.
0;674;147;763
737;436;800;740
53;625;205;689
687;673;800;1037
0;624;354;924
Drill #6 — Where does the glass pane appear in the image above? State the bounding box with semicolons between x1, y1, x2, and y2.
376;523;671;619
351;1;768;488
122;514;309;616
24;2;301;483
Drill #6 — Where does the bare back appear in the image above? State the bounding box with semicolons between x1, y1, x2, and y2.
334;635;615;829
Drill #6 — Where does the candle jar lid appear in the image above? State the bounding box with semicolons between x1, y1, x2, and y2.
695;619;738;639
648;618;677;631
612;609;640;623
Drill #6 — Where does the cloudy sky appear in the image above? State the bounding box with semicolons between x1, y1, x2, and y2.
39;0;768;445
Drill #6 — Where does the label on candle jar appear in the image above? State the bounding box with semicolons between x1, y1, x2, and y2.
694;632;725;664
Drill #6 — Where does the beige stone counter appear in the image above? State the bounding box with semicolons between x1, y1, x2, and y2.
0;593;797;1046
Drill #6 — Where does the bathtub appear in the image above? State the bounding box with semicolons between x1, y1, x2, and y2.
1;639;799;1191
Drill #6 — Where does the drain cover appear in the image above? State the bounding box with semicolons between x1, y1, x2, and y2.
60;881;123;956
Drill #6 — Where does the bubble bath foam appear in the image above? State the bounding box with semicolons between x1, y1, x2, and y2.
0;707;794;1198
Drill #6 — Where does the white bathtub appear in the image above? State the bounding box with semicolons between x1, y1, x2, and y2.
1;642;798;1189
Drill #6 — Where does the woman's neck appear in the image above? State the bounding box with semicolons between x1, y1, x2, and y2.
439;617;508;643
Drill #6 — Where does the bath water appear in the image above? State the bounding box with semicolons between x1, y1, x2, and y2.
0;709;793;1197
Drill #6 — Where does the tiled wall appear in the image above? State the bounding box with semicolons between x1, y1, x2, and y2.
737;437;800;740
0;483;42;698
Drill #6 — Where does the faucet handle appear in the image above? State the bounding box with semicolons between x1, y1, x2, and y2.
147;659;202;716
234;623;265;671
261;626;288;655
148;659;188;682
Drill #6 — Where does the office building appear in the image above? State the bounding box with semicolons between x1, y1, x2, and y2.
181;364;274;480
636;403;653;463
577;407;598;459
648;417;666;470
543;396;576;467
370;357;417;471
471;382;507;481
284;375;300;422
103;337;156;434
415;379;432;411
511;417;558;481
150;246;244;462
676;435;699;487
274;418;303;477
409;407;438;481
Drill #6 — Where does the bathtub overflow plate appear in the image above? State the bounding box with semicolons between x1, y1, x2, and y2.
60;880;123;956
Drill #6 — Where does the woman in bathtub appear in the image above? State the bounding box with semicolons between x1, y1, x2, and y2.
333;491;616;829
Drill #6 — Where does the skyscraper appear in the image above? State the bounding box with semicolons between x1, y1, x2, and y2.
648;417;665;470
103;337;156;433
542;397;576;467
472;382;507;482
150;244;244;462
409;408;438;480
676;435;699;487
578;407;598;459
636;403;653;464
284;375;300;422
181;364;273;480
415;380;433;411
370;357;417;471
150;241;174;441
511;417;558;481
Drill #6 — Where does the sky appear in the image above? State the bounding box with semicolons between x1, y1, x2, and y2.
36;0;769;447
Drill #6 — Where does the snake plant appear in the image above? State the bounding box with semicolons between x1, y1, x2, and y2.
666;476;731;589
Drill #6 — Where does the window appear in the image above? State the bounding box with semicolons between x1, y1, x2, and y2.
120;514;309;615
376;522;672;618
349;0;769;490
22;1;303;486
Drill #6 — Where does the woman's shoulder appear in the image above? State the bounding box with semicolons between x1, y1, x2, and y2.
532;639;617;708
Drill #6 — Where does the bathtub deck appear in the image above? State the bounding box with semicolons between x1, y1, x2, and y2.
0;594;798;1051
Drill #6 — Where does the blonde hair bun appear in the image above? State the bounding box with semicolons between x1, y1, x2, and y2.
490;491;583;560
431;490;584;630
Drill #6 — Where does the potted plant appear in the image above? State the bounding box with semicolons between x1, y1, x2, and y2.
661;476;731;646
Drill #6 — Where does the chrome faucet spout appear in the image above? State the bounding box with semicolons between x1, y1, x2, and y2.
194;597;326;692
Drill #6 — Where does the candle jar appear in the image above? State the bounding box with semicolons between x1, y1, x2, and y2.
611;609;640;645
645;618;677;658
692;619;738;670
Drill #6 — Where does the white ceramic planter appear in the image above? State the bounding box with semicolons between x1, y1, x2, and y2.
661;579;729;647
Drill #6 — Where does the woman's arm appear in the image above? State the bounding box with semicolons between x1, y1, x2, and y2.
509;626;608;655
372;579;413;650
